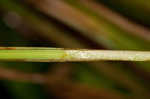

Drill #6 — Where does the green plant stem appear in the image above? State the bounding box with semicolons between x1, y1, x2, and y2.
0;0;147;95
0;47;150;62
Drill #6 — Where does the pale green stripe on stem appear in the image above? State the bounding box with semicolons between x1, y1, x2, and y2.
0;47;150;62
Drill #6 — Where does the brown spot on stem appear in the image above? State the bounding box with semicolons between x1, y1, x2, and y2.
0;47;16;50
61;52;68;59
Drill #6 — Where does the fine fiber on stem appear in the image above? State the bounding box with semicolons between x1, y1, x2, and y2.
0;47;150;62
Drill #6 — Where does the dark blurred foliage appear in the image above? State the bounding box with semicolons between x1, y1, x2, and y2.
0;0;150;99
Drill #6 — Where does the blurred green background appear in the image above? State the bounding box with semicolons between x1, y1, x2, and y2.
0;0;150;99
